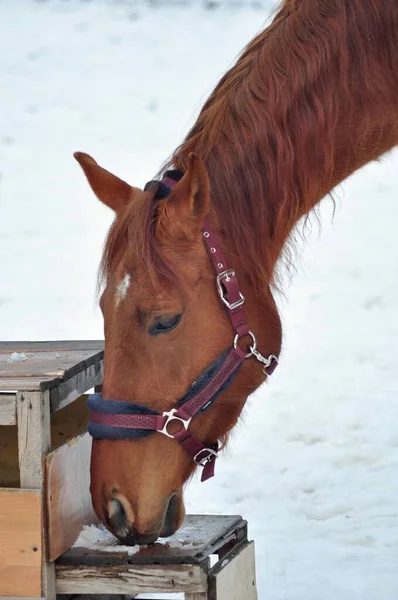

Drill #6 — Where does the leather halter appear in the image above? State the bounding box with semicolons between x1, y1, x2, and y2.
87;170;278;481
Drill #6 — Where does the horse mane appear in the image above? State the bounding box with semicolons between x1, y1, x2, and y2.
165;0;397;290
102;0;397;293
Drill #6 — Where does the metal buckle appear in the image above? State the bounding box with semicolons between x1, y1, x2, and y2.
194;447;218;467
216;269;245;310
160;409;192;439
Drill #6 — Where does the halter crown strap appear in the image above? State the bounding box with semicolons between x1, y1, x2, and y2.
87;169;278;482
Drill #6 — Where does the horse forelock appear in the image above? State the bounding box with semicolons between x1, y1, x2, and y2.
99;189;189;296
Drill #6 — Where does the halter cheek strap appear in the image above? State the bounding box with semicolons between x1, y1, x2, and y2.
87;170;278;482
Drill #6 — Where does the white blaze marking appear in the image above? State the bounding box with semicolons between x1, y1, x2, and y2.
115;273;131;307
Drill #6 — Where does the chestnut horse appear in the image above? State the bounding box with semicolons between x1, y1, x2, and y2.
75;0;398;544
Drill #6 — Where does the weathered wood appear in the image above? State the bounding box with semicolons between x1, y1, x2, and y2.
0;346;102;380
56;564;208;595
0;394;91;487
0;341;104;397
0;392;16;425
59;515;246;566
17;390;57;600
0;489;42;597
0;340;104;352
46;431;97;562
50;393;91;448
17;391;51;487
49;360;103;411
208;541;257;600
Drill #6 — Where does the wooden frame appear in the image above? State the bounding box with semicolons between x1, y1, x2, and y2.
55;515;256;598
0;342;104;599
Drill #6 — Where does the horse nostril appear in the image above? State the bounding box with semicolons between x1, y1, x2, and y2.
161;494;180;538
107;498;131;540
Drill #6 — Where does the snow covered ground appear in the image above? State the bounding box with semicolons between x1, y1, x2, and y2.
1;2;398;599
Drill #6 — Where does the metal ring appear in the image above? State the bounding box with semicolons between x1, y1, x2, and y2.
234;330;257;358
203;231;210;238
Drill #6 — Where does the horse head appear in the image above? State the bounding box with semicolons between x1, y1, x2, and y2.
75;151;282;544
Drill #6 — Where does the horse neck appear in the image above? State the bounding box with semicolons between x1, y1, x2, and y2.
173;0;398;289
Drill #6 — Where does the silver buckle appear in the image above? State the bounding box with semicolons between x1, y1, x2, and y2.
194;447;218;467
160;408;192;439
216;269;245;310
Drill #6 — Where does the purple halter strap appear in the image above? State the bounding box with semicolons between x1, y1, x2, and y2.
87;170;278;482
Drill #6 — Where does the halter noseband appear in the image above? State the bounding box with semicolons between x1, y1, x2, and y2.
87;170;278;482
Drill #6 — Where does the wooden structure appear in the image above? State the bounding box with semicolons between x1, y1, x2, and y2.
58;514;257;599
0;341;104;599
0;341;258;599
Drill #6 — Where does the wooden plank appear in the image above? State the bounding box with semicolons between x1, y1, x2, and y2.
46;431;97;561
0;340;104;352
49;360;103;411
56;563;207;595
0;376;55;391
0;392;16;425
186;595;208;599
0;489;42;597
208;541;257;600
0;348;103;380
58;515;246;566
17;391;57;600
0;343;103;393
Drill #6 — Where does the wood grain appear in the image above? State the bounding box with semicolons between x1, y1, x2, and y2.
59;515;245;566
46;431;97;561
0;392;16;425
209;541;257;600
0;340;104;396
17;390;56;600
56;563;207;595
49;361;103;411
0;489;42;597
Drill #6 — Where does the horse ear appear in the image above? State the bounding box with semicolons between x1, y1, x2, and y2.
74;152;134;212
158;153;210;238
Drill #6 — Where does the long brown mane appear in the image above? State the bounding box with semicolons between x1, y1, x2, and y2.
167;0;397;288
103;0;398;292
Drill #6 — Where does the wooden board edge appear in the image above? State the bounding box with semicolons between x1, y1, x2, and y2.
49;361;103;411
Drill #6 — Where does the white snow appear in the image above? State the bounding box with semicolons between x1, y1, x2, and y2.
1;2;397;599
73;523;140;555
7;352;30;363
75;520;208;554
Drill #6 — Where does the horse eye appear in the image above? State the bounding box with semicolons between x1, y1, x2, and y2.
149;314;182;336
